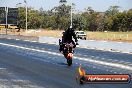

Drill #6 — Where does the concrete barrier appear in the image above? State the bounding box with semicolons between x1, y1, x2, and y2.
0;34;131;54
0;34;39;41
39;36;132;54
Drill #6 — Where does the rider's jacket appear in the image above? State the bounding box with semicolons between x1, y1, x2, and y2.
62;28;78;43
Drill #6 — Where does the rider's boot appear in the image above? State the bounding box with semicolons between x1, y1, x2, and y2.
59;45;63;52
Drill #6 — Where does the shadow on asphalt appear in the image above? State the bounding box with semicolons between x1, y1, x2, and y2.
57;62;68;66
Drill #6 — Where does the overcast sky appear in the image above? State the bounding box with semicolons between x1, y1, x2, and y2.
0;0;132;12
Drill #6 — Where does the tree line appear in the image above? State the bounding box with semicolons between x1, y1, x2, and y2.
18;5;132;32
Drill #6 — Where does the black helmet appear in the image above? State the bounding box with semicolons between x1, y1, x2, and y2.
69;25;75;31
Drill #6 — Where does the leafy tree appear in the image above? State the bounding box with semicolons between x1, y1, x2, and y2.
17;5;132;32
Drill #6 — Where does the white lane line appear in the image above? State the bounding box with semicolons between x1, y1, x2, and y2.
23;40;30;42
88;40;94;41
117;42;123;43
110;70;113;73
7;38;11;39
30;41;38;43
0;68;6;70
0;42;62;56
114;72;117;73
0;42;132;71
106;69;109;72
16;39;20;40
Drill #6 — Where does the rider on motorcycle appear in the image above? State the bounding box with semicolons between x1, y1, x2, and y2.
59;26;78;52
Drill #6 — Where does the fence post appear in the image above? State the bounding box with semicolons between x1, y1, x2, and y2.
126;34;128;40
113;34;115;40
107;33;108;40
119;34;122;39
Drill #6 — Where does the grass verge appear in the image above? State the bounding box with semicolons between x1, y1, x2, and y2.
0;29;132;43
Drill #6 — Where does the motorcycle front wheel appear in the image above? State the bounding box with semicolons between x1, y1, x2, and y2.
67;59;72;66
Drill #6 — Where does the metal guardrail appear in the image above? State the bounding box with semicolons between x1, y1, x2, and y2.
0;35;132;54
39;36;132;53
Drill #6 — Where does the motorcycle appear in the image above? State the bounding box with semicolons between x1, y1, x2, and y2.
59;39;74;66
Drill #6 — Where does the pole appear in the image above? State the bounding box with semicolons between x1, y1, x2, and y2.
117;0;119;4
24;0;27;32
26;1;27;32
5;7;8;35
70;0;73;28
